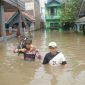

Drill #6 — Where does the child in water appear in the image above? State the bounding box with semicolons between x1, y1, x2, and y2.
14;40;41;61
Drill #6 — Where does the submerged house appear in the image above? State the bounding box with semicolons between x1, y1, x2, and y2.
75;0;85;34
0;0;33;41
45;0;61;30
0;0;25;41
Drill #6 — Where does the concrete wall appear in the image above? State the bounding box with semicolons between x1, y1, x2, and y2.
25;2;34;10
5;12;15;22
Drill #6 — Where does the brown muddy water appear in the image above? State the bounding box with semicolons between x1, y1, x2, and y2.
0;30;85;85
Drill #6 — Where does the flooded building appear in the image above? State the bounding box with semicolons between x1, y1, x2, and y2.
45;0;61;30
0;0;34;41
75;0;85;34
0;0;25;41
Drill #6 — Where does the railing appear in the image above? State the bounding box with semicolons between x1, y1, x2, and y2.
46;15;60;19
4;0;17;5
17;0;25;10
3;0;25;10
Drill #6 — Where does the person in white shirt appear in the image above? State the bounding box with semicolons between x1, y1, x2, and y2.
43;42;67;66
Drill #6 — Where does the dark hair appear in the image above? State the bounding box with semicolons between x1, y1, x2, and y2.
25;40;32;45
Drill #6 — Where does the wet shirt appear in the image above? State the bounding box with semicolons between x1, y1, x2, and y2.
24;47;41;61
43;52;67;65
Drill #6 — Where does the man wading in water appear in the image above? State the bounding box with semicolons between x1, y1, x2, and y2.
43;42;67;66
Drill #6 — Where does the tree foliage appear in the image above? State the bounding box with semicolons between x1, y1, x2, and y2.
60;0;82;22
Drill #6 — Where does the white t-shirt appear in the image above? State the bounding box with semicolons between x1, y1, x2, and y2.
49;52;66;66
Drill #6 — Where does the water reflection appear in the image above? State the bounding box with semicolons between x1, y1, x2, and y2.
29;65;70;85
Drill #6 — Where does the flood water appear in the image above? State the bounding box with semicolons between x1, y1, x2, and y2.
0;30;85;85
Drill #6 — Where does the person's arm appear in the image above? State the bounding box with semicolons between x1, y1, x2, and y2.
18;48;26;52
35;49;42;60
60;53;67;65
43;55;49;64
14;48;26;53
61;61;67;65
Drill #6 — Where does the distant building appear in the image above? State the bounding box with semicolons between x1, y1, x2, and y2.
21;0;41;30
45;0;61;30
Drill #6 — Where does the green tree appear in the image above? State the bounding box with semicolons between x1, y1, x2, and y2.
60;0;82;22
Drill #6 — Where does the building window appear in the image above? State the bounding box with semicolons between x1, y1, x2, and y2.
50;7;57;16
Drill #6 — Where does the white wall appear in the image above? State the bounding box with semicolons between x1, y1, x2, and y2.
25;2;34;10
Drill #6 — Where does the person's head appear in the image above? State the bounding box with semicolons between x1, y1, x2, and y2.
25;40;32;50
48;42;57;54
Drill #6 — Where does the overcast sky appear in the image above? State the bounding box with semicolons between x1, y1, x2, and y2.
39;0;47;8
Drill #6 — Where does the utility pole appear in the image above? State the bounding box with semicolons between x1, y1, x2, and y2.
17;0;23;35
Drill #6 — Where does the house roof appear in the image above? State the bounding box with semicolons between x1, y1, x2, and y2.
22;12;35;22
6;11;35;27
75;17;85;23
46;0;60;7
